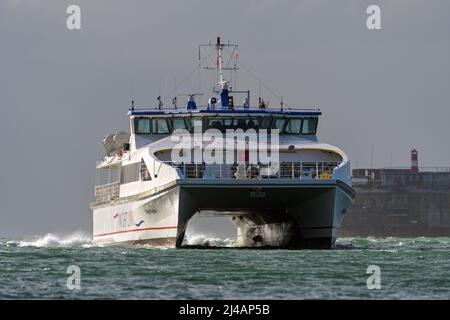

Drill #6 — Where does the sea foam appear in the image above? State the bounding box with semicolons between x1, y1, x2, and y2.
6;232;92;248
184;233;236;247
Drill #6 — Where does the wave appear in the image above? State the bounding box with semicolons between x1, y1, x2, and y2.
5;232;92;248
184;233;236;247
336;236;450;252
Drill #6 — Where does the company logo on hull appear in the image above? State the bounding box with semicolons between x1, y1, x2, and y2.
113;211;138;228
135;220;144;227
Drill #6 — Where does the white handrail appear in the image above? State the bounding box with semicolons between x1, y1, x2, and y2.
163;161;340;180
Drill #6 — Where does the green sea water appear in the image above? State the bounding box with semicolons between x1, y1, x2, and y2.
1;234;450;299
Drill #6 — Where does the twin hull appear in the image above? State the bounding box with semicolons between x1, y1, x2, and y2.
92;179;354;249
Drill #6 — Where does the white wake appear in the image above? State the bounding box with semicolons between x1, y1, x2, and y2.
6;232;92;248
184;233;236;247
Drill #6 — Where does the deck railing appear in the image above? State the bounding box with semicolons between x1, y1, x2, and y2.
169;161;340;180
95;182;120;202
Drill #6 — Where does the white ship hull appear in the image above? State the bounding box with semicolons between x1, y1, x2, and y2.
92;185;179;245
92;178;354;249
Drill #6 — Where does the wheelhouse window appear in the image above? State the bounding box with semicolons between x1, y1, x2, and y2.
222;118;235;128
133;115;318;135
152;119;169;134
284;118;301;134
237;118;259;130
259;117;273;130
134;118;151;134
207;118;228;131
301;117;318;134
170;118;188;131
272;118;286;131
187;118;203;133
205;117;260;132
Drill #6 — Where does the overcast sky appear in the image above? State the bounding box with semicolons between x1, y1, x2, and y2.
1;0;449;236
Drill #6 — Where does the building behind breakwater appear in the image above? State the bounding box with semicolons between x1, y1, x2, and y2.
340;149;450;237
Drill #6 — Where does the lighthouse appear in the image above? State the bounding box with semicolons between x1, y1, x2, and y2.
411;148;419;172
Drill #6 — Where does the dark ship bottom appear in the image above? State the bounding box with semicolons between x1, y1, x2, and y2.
176;179;354;249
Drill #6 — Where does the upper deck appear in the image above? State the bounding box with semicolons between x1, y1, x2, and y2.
126;37;322;136
128;106;321;117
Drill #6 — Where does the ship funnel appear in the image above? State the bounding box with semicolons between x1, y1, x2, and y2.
411;148;419;172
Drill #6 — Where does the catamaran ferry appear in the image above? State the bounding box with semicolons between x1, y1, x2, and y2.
90;38;354;248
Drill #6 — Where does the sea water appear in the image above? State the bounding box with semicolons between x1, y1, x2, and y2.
1;233;450;299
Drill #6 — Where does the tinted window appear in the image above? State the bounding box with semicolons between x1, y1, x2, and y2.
208;118;226;130
285;119;301;134
206;118;236;132
259;117;273;130
234;118;246;130
170;118;187;131
234;118;259;130
187;118;203;133
245;118;259;130
152;119;169;134
223;118;234;127
301;117;317;134
135;118;151;134
272;118;286;131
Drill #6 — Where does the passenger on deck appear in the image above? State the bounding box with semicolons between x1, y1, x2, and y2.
260;99;266;109
319;168;332;179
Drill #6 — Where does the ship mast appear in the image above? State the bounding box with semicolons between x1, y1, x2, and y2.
199;37;240;109
216;37;226;89
216;37;229;108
